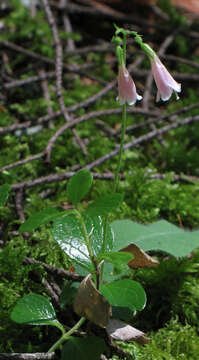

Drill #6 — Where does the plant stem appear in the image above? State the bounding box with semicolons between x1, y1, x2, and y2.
123;32;127;65
53;320;66;335
48;317;86;353
101;32;128;261
113;103;127;192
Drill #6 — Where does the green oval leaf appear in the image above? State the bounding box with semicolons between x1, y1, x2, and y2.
10;293;57;325
19;207;63;233
99;252;133;274
67;170;93;206
99;251;133;267
52;214;113;269
111;219;199;258
86;193;123;216
61;336;107;360
0;184;11;206
100;279;146;312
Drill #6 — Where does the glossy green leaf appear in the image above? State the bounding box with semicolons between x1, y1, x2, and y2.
19;207;64;233
99;251;133;268
61;336;107;360
102;262;130;282
86;193;123;216
111;219;199;257
100;279;146;312
52;214;113;269
0;184;11;206
67;170;93;206
10;293;57;325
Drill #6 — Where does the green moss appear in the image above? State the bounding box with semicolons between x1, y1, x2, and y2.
118;318;199;360
1;0;199;356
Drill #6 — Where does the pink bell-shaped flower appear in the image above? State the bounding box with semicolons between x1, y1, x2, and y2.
151;55;181;102
117;64;142;106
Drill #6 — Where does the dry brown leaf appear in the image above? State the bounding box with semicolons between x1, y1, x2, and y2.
120;243;159;269
73;274;112;328
106;319;150;344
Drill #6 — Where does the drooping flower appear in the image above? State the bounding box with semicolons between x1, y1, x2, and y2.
117;64;142;106
150;55;181;102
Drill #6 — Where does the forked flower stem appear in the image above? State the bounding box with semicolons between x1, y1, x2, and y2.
48;317;86;353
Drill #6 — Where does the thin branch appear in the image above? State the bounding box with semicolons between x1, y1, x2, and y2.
0;39;97;74
24;257;83;281
15;189;25;221
1;72;56;90
0;79;117;137
0;354;55;360
9;115;199;191
38;68;54;128
60;0;75;52
50;0;167;30
43;278;61;308
84;115;199;170
41;0;88;159
11;172;119;191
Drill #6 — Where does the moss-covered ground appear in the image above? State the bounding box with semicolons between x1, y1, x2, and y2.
1;0;199;358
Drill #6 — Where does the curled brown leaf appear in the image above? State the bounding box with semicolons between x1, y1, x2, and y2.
120;243;159;269
73;274;112;328
106;318;150;344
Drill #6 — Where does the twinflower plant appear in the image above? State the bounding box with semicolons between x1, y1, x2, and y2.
9;26;186;360
113;24;181;103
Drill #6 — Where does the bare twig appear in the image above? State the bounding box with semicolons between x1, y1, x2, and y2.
60;0;75;52
15;189;25;221
9;115;199;191
43;278;61;308
41;0;88;159
0;354;55;360
84;115;199;170
11;172;121;191
24;257;83;281
50;0;167;30
38;68;54;128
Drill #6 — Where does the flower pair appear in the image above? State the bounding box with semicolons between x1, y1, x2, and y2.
117;55;181;105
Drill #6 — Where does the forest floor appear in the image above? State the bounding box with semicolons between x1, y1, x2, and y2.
1;1;199;359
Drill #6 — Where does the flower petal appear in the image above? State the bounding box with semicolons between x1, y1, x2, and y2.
151;55;181;102
117;65;142;106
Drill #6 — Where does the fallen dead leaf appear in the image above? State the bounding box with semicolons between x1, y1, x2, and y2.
74;274;112;328
120;243;159;269
106;318;150;344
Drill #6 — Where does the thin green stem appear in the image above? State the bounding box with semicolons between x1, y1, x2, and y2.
123;33;127;65
101;32;128;264
113;103;127;192
48;317;86;353
53;320;67;336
